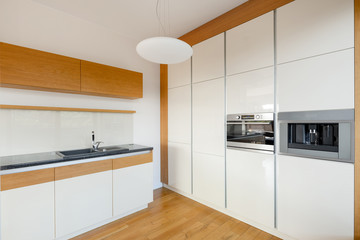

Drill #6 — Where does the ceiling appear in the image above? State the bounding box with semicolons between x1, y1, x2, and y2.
32;0;248;42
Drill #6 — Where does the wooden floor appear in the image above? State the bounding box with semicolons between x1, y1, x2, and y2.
72;188;282;240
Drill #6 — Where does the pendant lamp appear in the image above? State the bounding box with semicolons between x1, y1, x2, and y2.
136;0;193;64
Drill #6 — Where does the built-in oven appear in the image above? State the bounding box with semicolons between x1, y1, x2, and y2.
227;113;274;152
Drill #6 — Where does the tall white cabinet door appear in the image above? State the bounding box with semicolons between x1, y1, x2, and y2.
168;59;191;88
168;85;191;144
193;152;225;207
226;11;274;75
168;142;192;194
277;0;354;64
226;149;274;228
55;171;113;237
227;67;274;114
193;78;225;156
277;155;354;240
1;182;55;240
113;163;153;216
277;49;354;112
192;33;224;83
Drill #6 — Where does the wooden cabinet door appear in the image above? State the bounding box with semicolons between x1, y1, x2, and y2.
0;42;81;91
81;61;143;99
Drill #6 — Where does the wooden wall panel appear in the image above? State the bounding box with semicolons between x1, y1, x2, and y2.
55;160;112;181
179;0;294;46
1;168;55;191
113;152;153;170
0;42;81;91
355;0;360;239
160;64;168;184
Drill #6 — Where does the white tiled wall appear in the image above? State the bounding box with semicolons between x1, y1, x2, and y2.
0;109;133;156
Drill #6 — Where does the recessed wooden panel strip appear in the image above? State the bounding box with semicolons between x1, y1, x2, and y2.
55;160;112;181
0;105;135;114
1;168;55;191
160;64;168;184
113;152;152;170
179;0;294;46
0;42;81;91
81;60;143;99
354;0;360;239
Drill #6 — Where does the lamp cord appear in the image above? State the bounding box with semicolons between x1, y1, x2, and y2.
156;0;167;36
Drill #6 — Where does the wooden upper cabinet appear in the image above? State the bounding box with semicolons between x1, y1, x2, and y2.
0;42;81;91
81;61;143;99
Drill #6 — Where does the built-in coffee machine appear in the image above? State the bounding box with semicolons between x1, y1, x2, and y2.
278;109;354;163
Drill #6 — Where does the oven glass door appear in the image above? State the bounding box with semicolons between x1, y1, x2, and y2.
227;121;274;151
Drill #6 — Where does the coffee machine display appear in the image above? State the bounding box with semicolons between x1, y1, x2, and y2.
288;123;338;152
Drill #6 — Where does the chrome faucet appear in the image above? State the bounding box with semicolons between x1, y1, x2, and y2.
92;131;103;151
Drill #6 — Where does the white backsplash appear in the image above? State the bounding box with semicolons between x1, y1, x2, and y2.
0;109;133;156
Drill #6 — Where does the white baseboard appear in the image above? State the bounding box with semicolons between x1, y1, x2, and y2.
55;204;148;240
163;184;295;240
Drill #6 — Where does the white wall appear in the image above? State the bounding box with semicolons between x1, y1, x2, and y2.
0;0;162;189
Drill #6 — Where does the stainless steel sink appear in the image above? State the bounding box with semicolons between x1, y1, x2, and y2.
56;146;129;160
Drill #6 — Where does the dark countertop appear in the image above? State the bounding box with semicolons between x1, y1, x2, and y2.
0;144;153;171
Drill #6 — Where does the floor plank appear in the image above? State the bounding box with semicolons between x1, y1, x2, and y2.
72;187;282;240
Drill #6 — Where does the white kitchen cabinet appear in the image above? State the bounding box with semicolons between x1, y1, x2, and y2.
113;162;153;216
193;152;225;208
226;11;274;75
55;170;113;237
193;77;225;156
168;85;191;144
168;142;192;194
226;149;274;228
168;59;191;88
277;155;354;240
192;33;224;83
277;0;354;64
1;182;55;240
227;67;274;114
277;48;354;112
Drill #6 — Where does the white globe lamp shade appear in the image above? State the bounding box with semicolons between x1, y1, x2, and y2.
136;37;193;64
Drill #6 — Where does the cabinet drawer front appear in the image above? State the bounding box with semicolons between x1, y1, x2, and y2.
55;159;112;181
0;42;81;91
1;168;55;191
113;152;153;170
81;60;143;99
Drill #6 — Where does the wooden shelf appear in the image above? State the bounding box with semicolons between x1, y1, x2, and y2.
0;105;136;114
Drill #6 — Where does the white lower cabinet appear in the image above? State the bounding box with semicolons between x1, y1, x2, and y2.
55;171;113;237
193;152;225;208
1;182;55;240
226;149;274;228
168;142;192;194
277;155;354;240
113;163;153;216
